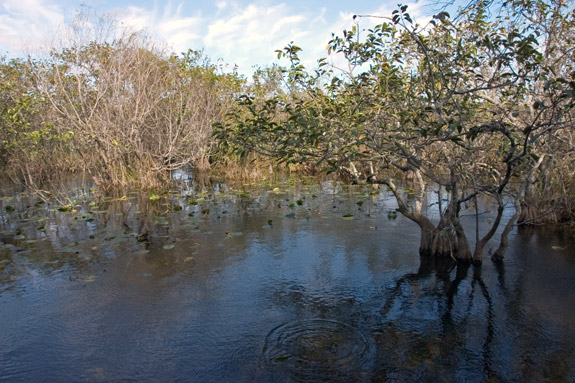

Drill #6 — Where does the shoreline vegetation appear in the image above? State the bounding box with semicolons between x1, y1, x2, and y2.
1;0;574;262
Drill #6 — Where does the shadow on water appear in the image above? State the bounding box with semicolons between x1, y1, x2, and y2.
0;179;574;382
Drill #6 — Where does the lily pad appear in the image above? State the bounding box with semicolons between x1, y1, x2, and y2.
155;218;169;226
273;356;290;362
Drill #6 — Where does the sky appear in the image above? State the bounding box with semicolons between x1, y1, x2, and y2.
0;0;448;75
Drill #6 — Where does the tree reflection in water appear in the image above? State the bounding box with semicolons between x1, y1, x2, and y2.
263;254;574;382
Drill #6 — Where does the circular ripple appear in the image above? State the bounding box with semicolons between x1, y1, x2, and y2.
262;319;374;382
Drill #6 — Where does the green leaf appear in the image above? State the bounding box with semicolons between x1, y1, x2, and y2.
273;356;290;362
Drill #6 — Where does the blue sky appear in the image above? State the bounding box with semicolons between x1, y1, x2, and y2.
0;0;445;75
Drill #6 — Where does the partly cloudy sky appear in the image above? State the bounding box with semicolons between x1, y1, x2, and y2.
0;0;448;75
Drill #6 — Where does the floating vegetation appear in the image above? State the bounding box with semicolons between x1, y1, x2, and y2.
155;218;169;226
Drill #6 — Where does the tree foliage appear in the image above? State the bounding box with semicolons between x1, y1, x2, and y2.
215;0;575;262
0;12;244;192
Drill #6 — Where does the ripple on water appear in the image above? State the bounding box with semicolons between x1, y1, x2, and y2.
261;319;374;382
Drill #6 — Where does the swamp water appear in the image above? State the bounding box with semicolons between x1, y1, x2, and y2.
0;180;574;382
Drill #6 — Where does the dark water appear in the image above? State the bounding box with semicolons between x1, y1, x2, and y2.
0;180;574;382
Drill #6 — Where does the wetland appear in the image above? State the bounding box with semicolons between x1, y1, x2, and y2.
0;179;574;382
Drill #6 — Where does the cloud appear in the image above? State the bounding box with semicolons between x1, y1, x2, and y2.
199;0;431;75
203;2;332;73
0;0;64;53
216;1;228;12
111;2;204;54
0;0;433;74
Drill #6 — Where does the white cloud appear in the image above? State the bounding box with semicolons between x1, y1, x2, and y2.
111;2;204;54
216;1;228;12
0;0;433;74
115;5;153;31
0;0;64;53
203;2;334;73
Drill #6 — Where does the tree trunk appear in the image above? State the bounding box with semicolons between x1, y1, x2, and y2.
454;219;472;261
415;216;437;256
416;216;473;261
492;199;521;262
473;199;505;263
382;177;472;261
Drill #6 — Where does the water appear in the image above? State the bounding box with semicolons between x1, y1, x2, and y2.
0;181;574;382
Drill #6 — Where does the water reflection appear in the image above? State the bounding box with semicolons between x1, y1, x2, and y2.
0;180;574;382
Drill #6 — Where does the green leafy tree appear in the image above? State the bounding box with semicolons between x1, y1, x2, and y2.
0;57;73;191
216;0;575;262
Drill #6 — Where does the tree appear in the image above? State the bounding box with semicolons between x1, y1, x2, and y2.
0;56;73;192
215;0;575;262
29;12;243;191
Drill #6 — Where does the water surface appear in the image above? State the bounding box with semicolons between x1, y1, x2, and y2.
0;181;574;382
